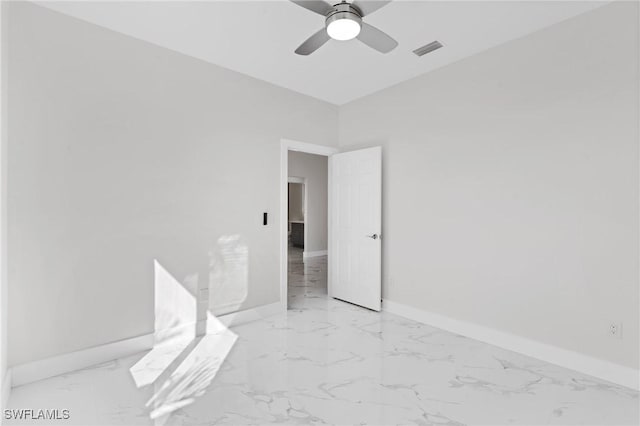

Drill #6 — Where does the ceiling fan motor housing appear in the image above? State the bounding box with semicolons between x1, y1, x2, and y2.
326;3;362;28
325;3;363;40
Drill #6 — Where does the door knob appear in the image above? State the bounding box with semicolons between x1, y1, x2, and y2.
367;234;379;240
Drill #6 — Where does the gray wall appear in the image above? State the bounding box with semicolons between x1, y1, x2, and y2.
288;183;304;222
288;151;328;253
0;0;7;398
339;2;639;369
6;2;338;366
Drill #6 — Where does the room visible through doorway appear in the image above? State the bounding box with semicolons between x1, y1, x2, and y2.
287;151;329;309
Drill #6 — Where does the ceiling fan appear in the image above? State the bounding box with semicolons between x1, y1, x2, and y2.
290;0;398;55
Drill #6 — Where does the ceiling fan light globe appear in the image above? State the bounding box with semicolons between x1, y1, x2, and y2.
326;18;361;41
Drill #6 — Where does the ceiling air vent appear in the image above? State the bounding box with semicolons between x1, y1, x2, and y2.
413;41;443;57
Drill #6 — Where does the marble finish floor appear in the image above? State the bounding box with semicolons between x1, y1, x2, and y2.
6;247;639;425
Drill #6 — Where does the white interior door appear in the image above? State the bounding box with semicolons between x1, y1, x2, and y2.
330;147;381;311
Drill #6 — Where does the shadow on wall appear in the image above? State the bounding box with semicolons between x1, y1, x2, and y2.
128;235;249;424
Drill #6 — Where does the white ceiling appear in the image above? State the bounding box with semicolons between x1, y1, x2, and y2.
36;1;608;105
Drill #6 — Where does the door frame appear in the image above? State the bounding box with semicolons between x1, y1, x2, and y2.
280;139;338;311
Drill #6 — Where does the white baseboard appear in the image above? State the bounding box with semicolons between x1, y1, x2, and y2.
207;302;281;333
10;302;282;388
383;300;639;391
303;250;327;259
11;333;154;388
2;368;12;410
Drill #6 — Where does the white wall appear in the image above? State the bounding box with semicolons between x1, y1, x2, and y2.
339;1;639;369
288;151;328;253
6;2;338;366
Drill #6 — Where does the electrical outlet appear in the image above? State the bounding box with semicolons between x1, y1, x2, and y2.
609;322;623;339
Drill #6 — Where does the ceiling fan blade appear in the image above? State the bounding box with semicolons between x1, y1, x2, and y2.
295;28;331;55
290;0;334;16
351;1;391;17
357;22;398;53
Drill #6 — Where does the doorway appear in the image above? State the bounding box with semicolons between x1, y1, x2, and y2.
287;153;328;308
280;140;337;310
